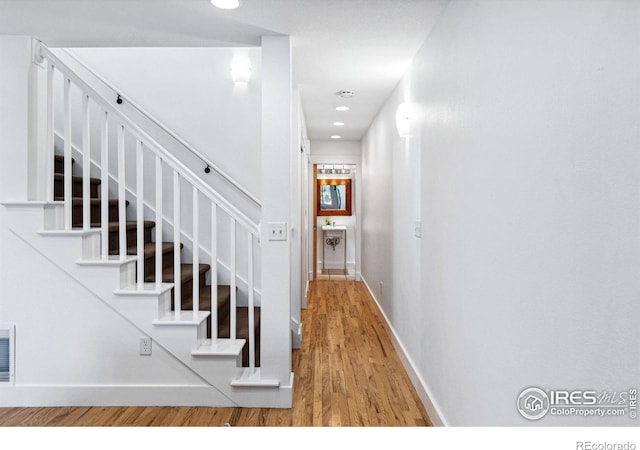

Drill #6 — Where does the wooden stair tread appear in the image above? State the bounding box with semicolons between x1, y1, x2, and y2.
103;221;155;232
181;285;231;311
54;155;74;167
54;197;129;207
53;173;101;185
73;220;155;231
144;263;210;284
218;306;261;339
109;241;180;258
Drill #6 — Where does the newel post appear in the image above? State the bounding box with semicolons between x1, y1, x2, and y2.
0;36;44;202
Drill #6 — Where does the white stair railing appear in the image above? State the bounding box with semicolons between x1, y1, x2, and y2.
39;43;260;368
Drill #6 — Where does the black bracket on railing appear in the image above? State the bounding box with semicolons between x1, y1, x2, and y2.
116;94;123;105
204;165;211;174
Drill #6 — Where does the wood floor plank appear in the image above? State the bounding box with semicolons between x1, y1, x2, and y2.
0;280;431;427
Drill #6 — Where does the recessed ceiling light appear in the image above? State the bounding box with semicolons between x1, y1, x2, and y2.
336;106;350;111
337;90;355;98
210;0;240;9
331;135;341;139
333;122;344;127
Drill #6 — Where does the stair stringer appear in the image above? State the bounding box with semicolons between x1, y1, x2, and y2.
2;202;290;407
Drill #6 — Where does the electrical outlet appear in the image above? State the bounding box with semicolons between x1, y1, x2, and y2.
140;337;152;356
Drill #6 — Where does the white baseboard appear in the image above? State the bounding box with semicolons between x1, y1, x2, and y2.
303;279;309;309
291;318;302;349
317;260;356;272
0;385;237;407
361;275;448;427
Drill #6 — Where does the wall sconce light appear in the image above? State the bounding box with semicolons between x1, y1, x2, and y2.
231;56;251;84
396;103;415;138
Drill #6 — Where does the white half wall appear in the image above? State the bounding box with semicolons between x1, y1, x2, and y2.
361;0;640;426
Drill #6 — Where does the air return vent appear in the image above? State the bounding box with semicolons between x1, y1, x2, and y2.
0;324;14;384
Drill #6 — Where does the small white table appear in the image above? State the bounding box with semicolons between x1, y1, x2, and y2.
321;225;347;274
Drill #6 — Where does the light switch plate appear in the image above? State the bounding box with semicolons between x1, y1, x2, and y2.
268;222;288;241
415;220;422;238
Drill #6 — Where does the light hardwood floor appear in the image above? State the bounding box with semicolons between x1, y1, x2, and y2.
0;280;430;426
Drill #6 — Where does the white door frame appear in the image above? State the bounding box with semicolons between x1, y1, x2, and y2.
309;154;361;282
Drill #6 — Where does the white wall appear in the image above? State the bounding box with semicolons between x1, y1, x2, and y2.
361;0;640;426
69;47;262;200
290;88;307;347
312;140;360;159
299;108;310;310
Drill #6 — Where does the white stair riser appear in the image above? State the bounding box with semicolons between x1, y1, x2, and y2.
75;264;133;295
43;203;64;230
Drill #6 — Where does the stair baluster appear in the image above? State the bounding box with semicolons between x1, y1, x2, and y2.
46;62;55;203
155;154;163;292
100;109;109;260
63;76;72;230
173;170;181;318
136;140;144;289
82;94;91;232
210;203;218;343
248;231;255;370
192;186;199;320
230;217;236;344
117;124;127;261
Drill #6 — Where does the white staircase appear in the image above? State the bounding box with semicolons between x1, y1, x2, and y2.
0;41;292;408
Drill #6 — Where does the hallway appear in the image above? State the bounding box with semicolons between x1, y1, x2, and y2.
0;280;430;426
290;280;430;426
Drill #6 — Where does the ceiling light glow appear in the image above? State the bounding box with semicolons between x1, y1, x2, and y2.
211;0;240;9
336;106;350;111
231;56;251;83
396;103;415;138
333;122;344;127
331;135;341;139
